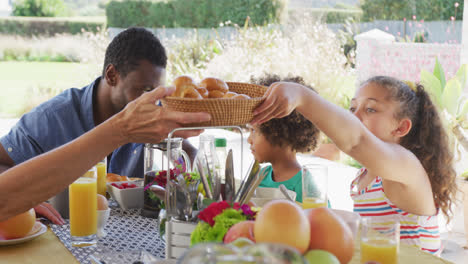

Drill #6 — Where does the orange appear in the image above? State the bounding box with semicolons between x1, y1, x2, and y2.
0;208;36;239
254;200;310;254
306;208;354;264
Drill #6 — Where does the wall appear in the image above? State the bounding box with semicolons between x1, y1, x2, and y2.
355;29;461;84
329;20;462;44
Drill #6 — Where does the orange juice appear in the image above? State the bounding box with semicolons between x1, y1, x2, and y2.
96;162;107;196
361;238;398;264
302;197;327;209
69;177;97;237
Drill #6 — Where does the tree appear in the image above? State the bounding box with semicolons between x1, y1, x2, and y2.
12;0;67;17
360;0;463;21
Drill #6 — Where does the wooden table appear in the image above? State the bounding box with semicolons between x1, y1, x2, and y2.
0;228;78;264
0;228;453;264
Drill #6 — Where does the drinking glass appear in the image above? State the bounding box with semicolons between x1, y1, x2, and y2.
69;166;98;247
301;164;328;209
360;218;400;264
96;158;107;196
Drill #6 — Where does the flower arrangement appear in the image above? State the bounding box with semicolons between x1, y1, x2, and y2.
190;201;257;246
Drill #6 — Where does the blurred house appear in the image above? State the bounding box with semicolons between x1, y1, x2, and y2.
0;0;12;17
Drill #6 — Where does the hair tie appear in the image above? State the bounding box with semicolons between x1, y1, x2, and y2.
403;80;417;92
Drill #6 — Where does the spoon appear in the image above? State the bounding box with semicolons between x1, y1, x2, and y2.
279;184;294;202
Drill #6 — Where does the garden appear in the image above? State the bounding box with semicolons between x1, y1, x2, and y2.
0;0;467;263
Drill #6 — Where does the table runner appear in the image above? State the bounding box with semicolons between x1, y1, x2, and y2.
50;203;166;264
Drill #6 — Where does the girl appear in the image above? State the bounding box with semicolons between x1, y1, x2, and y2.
252;75;457;255
248;74;320;203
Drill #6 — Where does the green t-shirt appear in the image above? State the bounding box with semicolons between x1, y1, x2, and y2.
258;165;304;202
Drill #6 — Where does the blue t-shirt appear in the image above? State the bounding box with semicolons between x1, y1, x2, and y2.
0;77;144;179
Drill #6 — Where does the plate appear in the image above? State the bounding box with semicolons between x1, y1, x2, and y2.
0;221;47;246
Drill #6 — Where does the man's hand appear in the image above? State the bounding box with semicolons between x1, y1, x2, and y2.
34;202;65;225
111;86;211;144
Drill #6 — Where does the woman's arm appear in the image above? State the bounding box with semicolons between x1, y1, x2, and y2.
252;82;425;185
0;87;210;221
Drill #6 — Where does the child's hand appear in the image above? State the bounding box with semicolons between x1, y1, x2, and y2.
252;82;306;124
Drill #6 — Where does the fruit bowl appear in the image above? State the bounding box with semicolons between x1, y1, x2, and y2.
108;181;144;210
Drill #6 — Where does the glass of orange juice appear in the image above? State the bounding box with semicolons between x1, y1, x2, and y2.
360;218;400;264
301;164;328;208
69;167;98;247
96;158;107;196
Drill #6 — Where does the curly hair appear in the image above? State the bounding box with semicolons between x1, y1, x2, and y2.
250;74;320;153
102;27;167;78
363;76;457;220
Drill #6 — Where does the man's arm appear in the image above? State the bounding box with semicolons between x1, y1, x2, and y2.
0;144;14;173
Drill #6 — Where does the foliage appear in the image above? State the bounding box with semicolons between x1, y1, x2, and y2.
360;0;463;21
0;32;107;63
12;0;68;17
164;31;224;82
419;58;468;153
63;0;106;16
0;16;105;36
337;18;360;68
201;16;355;108
289;8;362;24
191;201;256;245
106;0;287;28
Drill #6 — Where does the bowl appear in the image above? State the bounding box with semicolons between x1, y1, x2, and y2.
109;181;144;210
106;180;143;196
161;82;267;127
97;208;110;237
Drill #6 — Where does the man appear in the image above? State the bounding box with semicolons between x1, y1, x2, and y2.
0;27;191;223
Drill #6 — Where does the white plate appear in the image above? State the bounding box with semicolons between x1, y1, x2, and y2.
0;221;47;246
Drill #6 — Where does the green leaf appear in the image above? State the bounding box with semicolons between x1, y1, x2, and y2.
442;79;462;116
457;99;468;119
420;69;442;108
433;58;446;89
455;64;468;90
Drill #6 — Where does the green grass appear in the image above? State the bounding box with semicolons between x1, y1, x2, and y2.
0;61;100;117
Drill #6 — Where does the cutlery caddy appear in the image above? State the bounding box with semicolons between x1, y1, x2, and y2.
163;126;245;260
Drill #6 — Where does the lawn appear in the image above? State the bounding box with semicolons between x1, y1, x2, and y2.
0;61;100;117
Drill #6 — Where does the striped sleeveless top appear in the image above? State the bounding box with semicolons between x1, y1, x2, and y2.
350;168;441;256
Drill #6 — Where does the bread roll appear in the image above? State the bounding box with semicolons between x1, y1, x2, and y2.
208;90;225;98
199;77;229;93
196;87;209;98
232;94;251;100
172;75;197;97
182;86;203;99
223;91;238;98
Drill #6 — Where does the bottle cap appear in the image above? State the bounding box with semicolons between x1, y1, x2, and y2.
215;138;227;147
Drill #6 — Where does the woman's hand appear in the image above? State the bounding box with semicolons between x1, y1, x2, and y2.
251;82;308;124
34;202;65;225
111;86;211;144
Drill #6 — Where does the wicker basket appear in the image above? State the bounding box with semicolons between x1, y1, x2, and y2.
160;82;267;127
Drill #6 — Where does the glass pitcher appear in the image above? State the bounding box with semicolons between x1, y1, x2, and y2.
141;138;191;218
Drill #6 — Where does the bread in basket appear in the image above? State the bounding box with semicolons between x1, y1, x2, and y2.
161;76;267;127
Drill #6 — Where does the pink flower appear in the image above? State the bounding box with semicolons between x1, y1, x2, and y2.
198;201;231;226
412;15;416;20
455;2;459;8
451;16;455;21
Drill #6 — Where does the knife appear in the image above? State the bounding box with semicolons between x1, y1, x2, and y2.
224;149;235;202
234;160;260;203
